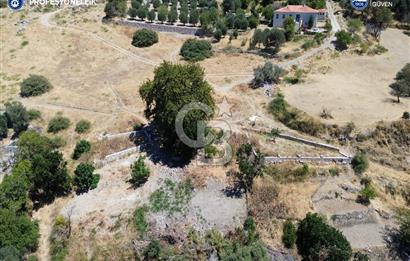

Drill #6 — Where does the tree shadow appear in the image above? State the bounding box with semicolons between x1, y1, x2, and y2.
222;185;245;198
131;124;192;168
383;226;410;260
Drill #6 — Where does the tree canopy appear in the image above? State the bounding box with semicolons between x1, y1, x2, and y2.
4;101;29;135
130;156;150;187
73;163;100;194
132;28;158;48
139;62;214;157
20;75;52;97
296;213;352;261
180;39;213;61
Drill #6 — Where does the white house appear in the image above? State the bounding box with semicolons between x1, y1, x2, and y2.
273;5;326;29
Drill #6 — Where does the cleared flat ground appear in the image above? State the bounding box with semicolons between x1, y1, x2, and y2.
283;29;410;129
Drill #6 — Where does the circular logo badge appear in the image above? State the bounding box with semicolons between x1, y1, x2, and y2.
351;0;368;10
8;0;24;10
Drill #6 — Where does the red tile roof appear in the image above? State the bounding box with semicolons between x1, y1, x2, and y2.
275;5;319;14
318;8;328;12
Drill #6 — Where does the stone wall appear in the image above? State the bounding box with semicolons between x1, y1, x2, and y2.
116;19;205;36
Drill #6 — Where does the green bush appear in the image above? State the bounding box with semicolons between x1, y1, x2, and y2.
357;181;377;205
143;240;161;260
47;115;70;133
134;206;149;237
0;113;7;139
131;28;158;48
5;101;29;135
149;179;193;214
72;140;91;160
27;110;41;121
204;144;218;159
50;216;69;261
50;136;66;148
282;220;296;248
20;75;52;97
0;208;39;255
335;30;353;50
130;156;150;187
351;153;369;174
73;163;100;194
403;111;410;119
296;213;352;261
180;39;212;61
75;120;91;134
268;94;324;136
396;208;410;248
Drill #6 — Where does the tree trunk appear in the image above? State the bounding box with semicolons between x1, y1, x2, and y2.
397;95;400;103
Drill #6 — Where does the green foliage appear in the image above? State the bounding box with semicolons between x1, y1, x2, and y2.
347;19;363;33
72;140;91;160
75;120;91;134
50;136;66;148
268;94;324;136
282;220;296;248
50;216;70;261
283;17;296;41
47;115;70;133
0;208;39;255
0;113;7;139
136;5;148;20
168;7;178;23
4;101;29;135
157;5;168;23
252;61;285;88
236;143;264;192
147;9;156;22
251;28;286;53
351;153;369;174
104;0;127;18
403;111;410;119
128;7;137;18
306;0;326;9
357;179;377;205
139;62;214;156
248;15;259;29
73;163;100;194
335;30;353;50
368;7;392;40
265;163;312;183
27;109;41;121
353;252;370;261
0;246;22;261
0;160;31;213
189;8;199;25
17;130;53;162
180;39;213;61
149;179;193;214
20;75;52;97
130;156;150;187
133;206;149;237
204;144;219;158
296;213;352;261
132;28;158;48
390;63;410;103
396;208;410;248
143;240;161;259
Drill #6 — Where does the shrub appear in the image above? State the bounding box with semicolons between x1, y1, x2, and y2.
403;112;410;119
396;208;410;248
335;30;353;50
180;39;212;61
252;62;285;88
351;153;369;174
75;120;91;134
134;206;149;237
0;113;7;139
131;28;158;48
20;75;52;97
143;240;161;260
4;101;29;134
149;179;193;214
268;94;324;136
296;213;352;261
50;136;66;148
72;140;91;160
204;144;218;158
0;208;39;255
282;220;296;248
130;156;150;187
357;182;377;205
50;216;69;261
47;115;70;133
27;110;41;121
73;163;100;194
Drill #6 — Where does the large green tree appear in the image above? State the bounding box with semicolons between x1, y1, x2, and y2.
236;143;265;192
368;7;393;40
139;62;215;157
296;213;352;261
73;163;100;194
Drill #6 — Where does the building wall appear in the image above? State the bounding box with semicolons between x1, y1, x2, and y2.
273;12;318;28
